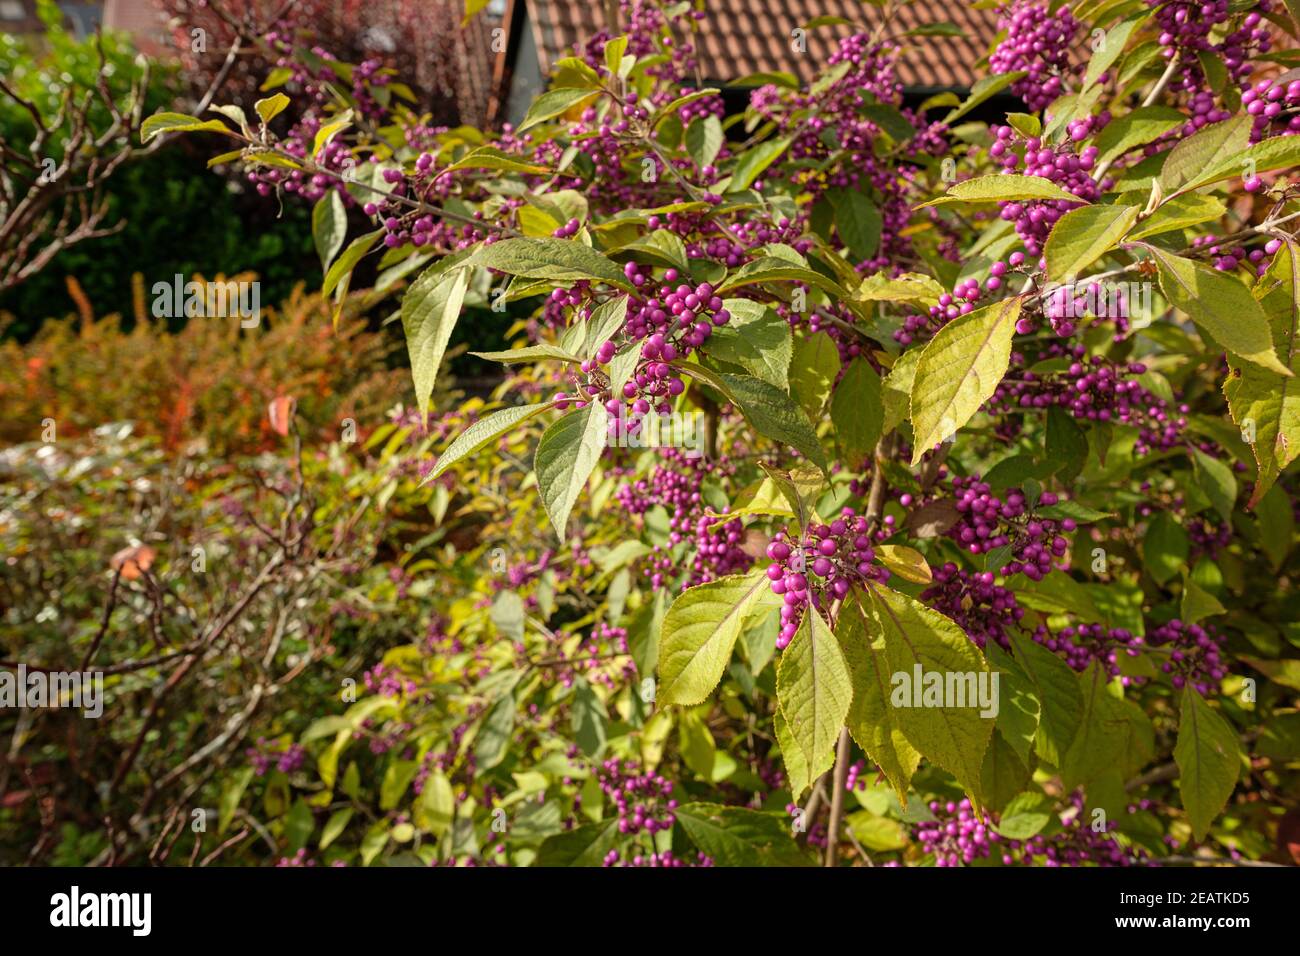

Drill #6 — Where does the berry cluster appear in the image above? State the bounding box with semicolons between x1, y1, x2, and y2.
986;349;1188;454
1147;618;1228;695
913;476;1075;580
246;737;307;776
1034;622;1143;679
989;2;1083;111
614;449;752;587
921;562;1025;650
765;509;891;649
990;126;1102;255
594;758;679;838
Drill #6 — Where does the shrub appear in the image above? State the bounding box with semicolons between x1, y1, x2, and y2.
26;0;1300;867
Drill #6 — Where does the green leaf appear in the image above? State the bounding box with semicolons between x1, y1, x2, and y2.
428;402;554;481
909;296;1023;464
789;332;841;419
535;818;620;866
413;772;454;837
1224;240;1300;507
311;111;353;159
657;568;776;707
686;115;724;170
320;807;355;849
1192;446;1237;523
1046;405;1089;484
831;359;883;459
1143;511;1189;585
996;791;1056;839
1060;662;1131;791
673;803;813;866
1127;193;1226;241
533;403;608;540
728;135;794;191
831;189;883;261
1092;106;1186;168
571;677;608;757
1180;574;1226;626
472;237;631;289
1158;115;1251;196
774;707;816;796
1143;245;1291;376
517;88;599;132
857;584;994;799
836;598;920;803
853;272;945;308
1083;17;1140;90
580;294;630;357
490;591;524;642
986;643;1040;764
379;759;420;810
1007;632;1084;768
312;191;348;273
1174;687;1241;841
254;93;290;125
140;111;233;142
919;175;1084;208
218;766;255;835
322;229;381;298
474;693;515;770
704;299;792;388
718;372;828;473
777;610;852;775
443;146;550;175
1044;203;1140;282
881;348;921;434
979;730;1032;812
715;256;845;297
402;266;471;416
1177;131;1300;196
944;71;1026;124
471;344;583;364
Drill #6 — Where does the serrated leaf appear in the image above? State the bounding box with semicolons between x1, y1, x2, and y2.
657;569;776;707
428;403;554;481
1143;244;1291;376
919;175;1084;208
443;146;550;175
1007;632;1084;767
718;372;828;473
831;359;883;458
535;818;620;866
1158;114;1251;195
836;598;920;803
1143;511;1189;585
534;403;608;540
1044;203;1140;282
728;135;794;191
673;803;813;866
402;266;470;416
312;191;348;272
1224;241;1300;507
472;237;631;289
909;296;1023;464
857;584;994;799
140;111;234;142
1174;687;1241;841
832;189;883;262
789;332;840;419
1060;662;1131;791
1092;105;1186;168
686;115;724;169
777;610;853;774
518;87;599;132
704;299;792;388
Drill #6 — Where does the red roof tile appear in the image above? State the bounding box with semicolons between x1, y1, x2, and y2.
523;0;1003;89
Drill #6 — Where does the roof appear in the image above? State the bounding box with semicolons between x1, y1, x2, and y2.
522;0;1002;90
